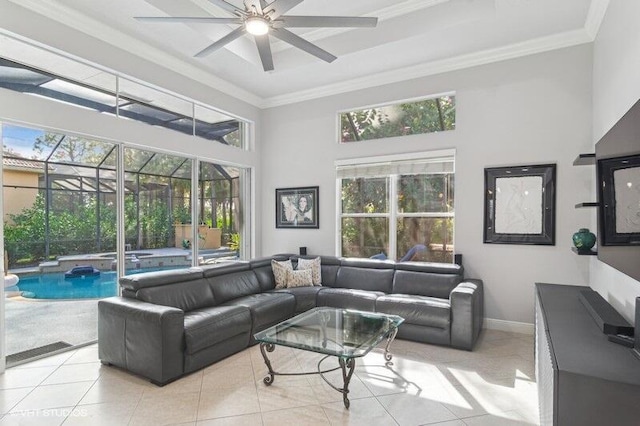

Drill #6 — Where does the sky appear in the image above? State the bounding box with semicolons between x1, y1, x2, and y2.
2;124;47;159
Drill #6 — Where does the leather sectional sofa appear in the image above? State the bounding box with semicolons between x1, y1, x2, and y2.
98;254;483;385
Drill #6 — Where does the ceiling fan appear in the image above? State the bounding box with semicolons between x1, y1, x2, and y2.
135;0;378;71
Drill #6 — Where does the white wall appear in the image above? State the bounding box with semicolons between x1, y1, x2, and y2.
590;1;640;321
261;45;593;325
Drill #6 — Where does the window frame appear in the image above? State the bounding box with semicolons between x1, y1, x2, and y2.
336;92;456;144
336;150;455;261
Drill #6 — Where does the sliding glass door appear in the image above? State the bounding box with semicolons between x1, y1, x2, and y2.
1;123;252;366
2;124;119;364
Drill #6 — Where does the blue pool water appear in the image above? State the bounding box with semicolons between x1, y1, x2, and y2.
14;267;181;300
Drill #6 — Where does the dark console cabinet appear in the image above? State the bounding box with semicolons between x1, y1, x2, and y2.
535;283;640;425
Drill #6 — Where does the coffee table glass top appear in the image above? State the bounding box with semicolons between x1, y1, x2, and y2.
254;307;404;358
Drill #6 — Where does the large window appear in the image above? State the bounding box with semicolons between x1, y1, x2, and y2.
2;123;249;270
339;95;456;143
338;154;454;263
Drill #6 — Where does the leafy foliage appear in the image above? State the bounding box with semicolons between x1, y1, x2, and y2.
340;96;456;143
3;128;243;269
340;172;455;263
4;193;117;267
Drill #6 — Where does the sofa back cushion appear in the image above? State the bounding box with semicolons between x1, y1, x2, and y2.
136;278;215;311
207;270;261;304
335;265;394;293
392;270;462;299
120;267;204;292
319;256;341;287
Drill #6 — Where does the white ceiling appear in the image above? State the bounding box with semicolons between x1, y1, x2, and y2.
8;0;606;108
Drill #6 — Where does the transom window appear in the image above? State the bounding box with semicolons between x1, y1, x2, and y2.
337;153;455;263
339;94;456;143
0;33;247;149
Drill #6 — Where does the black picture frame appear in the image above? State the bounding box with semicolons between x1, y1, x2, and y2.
484;164;556;245
598;154;640;245
275;186;319;229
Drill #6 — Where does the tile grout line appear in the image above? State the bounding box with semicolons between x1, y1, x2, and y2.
125;379;147;426
4;350;76;422
249;345;267;424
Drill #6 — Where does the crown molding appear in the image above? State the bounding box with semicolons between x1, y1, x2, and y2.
7;0;263;108
584;0;610;40
5;0;609;111
262;28;593;108
271;0;450;53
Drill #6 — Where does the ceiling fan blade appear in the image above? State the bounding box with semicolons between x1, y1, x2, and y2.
134;17;242;24
244;0;263;14
271;28;336;63
195;26;246;57
254;35;274;71
206;0;244;15
277;16;378;28
262;0;303;19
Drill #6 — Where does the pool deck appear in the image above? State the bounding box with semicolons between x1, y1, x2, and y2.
10;247;237;277
5;297;98;356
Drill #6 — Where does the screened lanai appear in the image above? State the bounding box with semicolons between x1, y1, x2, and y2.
0;57;243;146
2;124;241;270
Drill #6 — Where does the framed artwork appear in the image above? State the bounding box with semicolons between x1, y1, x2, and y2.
598;154;640;245
275;186;319;229
484;164;556;245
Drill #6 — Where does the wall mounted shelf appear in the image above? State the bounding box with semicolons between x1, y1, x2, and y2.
573;153;595;166
571;247;597;255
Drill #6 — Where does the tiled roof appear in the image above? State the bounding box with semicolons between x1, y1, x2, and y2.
3;157;43;171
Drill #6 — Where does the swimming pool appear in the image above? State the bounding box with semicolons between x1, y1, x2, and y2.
14;267;182;300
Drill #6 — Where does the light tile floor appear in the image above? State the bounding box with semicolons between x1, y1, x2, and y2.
0;330;539;425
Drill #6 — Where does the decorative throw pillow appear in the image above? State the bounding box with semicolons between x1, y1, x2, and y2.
271;259;293;289
297;256;322;286
286;269;314;288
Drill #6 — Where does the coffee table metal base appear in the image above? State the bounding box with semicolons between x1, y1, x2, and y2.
259;332;398;409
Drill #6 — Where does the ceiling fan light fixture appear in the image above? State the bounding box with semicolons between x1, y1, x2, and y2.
136;0;379;71
245;16;270;36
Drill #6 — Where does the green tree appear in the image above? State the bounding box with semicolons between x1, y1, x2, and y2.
341;96;456;142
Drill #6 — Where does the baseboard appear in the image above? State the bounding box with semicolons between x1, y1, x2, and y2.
484;318;534;335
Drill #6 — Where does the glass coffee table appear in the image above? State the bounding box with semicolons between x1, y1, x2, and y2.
254;307;404;408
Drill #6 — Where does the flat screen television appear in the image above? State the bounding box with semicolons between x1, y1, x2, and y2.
635;297;640;359
595;98;640;283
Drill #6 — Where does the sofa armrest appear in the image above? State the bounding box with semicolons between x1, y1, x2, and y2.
450;279;484;350
98;297;185;385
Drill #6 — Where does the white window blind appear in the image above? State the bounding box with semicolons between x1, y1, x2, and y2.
336;156;454;179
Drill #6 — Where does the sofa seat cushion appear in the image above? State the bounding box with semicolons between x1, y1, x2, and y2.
224;293;296;332
376;294;451;329
184;305;251;355
271;286;323;313
316;288;383;311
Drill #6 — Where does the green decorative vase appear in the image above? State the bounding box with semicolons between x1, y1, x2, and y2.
572;228;596;253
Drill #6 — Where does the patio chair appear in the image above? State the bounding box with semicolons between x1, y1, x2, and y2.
369;244;427;262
